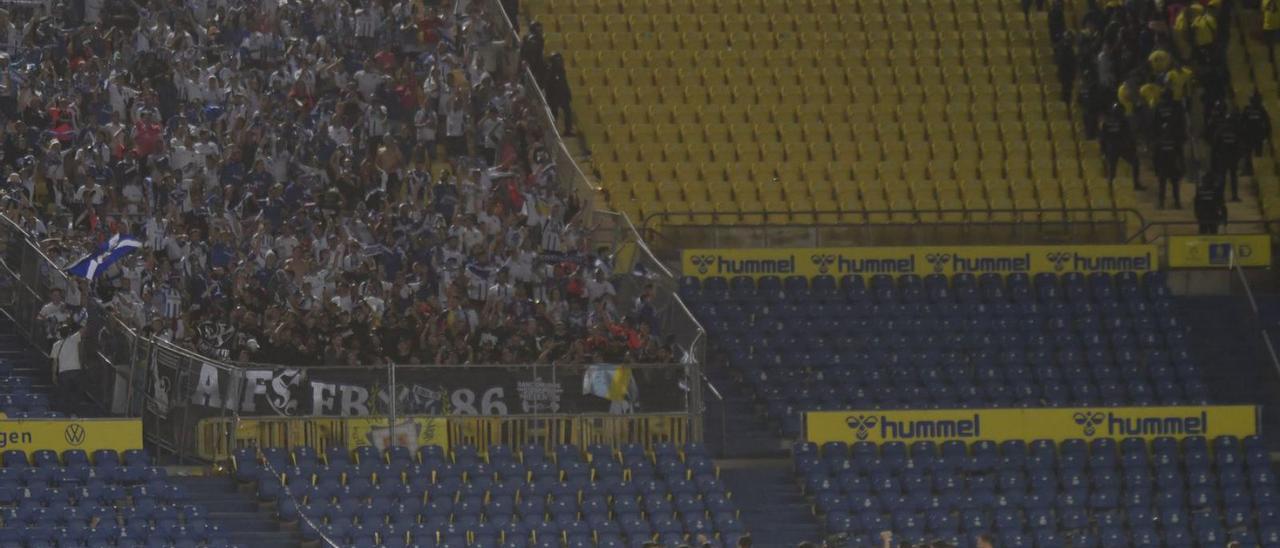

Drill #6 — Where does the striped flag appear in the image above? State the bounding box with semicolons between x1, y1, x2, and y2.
65;234;142;279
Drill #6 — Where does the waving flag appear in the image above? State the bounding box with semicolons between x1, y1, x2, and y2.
65;234;142;279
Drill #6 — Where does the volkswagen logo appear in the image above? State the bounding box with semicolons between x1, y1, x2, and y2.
64;423;86;447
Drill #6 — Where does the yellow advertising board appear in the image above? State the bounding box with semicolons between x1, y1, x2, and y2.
1167;234;1271;268
346;417;449;452
0;419;142;453
682;245;1158;279
805;406;1258;445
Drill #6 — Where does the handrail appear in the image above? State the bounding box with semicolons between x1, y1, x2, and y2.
1232;260;1280;382
1126;219;1280;244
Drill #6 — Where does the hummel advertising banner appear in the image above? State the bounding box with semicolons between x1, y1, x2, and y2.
805;406;1259;444
682;245;1159;279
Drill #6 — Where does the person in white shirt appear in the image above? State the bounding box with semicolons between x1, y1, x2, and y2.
36;288;70;342
584;269;617;302
50;323;84;408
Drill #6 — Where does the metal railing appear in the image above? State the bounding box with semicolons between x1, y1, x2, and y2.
1127;219;1280;245
638;207;1143;260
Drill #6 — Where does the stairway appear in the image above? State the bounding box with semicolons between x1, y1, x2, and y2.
703;365;789;459
168;475;302;548
1178;295;1280;449
720;464;822;547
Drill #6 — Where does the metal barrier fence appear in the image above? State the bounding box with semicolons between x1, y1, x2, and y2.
639;208;1144;261
196;414;690;461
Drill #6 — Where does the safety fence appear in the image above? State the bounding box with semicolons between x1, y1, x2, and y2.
196;413;690;463
639;207;1142;260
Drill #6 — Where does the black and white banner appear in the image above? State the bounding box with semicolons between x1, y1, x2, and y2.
165;363;689;418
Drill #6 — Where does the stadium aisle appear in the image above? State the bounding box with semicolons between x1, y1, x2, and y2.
721;466;821;546
168;475;303;548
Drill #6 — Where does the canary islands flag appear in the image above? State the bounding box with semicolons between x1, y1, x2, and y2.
65;234;142;279
583;364;635;402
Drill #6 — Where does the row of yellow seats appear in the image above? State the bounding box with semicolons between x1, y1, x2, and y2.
591;122;1069;155
602;166;1126;206
589;140;1077;172
612;179;1126;214
572;61;1042;90
624;197;1123;226
610;176;1124;206
594;156;1091;186
590;135;1070;163
548;29;1034;54
581;97;1065;127
543;8;1023;35
574;45;1040;74
527;0;877;17
576;81;1048;109
569;46;1038;74
605;175;1104;209
580;100;1066;129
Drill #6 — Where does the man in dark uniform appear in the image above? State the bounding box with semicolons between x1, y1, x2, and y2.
1100;103;1144;190
1151;91;1185;145
545;52;574;136
1079;69;1104;140
1054;34;1077;104
1194;173;1226;234
1152;123;1184;209
1242;91;1272;176
521;21;547;87
1210;108;1244;201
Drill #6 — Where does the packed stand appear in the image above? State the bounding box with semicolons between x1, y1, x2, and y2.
797;435;1280;548
0;448;229;546
233;441;747;547
682;271;1205;438
1045;0;1272;215
0;0;660;367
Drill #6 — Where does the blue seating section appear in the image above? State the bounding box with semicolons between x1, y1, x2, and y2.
0;361;58;417
0;448;229;547
234;442;746;548
682;271;1205;437
794;435;1280;548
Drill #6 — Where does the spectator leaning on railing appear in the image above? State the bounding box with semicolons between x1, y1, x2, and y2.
0;0;663;367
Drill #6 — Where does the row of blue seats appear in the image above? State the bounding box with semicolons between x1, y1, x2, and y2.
797;436;1267;461
267;455;717;488
300;519;742;548
824;519;1279;548
681;271;1169;298
0;480;183;504
236;442;711;474
2;448;153;468
2;502;204;522
275;476;728;508
721;328;1189;358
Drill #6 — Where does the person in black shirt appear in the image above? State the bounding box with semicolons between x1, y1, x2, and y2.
1152;123;1184;209
1194;173;1226;234
1210;108;1244;201
545;52;574;136
521;21;546;87
1078;70;1103;140
1241;91;1272;177
1100;104;1144;190
1054;34;1076;104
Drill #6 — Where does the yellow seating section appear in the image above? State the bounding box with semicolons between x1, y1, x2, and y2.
526;0;1133;225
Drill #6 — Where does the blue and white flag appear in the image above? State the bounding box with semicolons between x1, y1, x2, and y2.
65;234;142;279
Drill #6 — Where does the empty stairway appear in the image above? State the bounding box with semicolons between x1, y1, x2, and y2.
704;365;789;459
168;475;302;548
721;464;821;547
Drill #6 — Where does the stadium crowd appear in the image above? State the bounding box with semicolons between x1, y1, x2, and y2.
15;0;666;367
1046;0;1271;220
